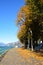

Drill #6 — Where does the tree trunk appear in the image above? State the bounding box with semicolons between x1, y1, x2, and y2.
33;40;38;50
24;38;28;49
42;40;43;43
33;40;35;50
31;40;34;51
29;39;31;49
35;40;38;46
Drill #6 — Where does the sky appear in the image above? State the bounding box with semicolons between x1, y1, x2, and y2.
0;0;25;44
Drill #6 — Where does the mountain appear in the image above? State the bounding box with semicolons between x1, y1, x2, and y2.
6;41;23;48
14;41;24;48
6;42;15;47
0;42;6;46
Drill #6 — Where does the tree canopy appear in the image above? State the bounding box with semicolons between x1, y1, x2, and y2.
17;0;43;49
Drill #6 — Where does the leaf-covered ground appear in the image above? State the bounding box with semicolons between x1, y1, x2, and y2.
17;48;43;65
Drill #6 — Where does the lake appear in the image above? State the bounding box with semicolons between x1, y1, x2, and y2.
0;46;14;56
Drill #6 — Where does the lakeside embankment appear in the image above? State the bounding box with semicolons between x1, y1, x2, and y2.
0;50;8;61
0;46;14;61
0;48;43;65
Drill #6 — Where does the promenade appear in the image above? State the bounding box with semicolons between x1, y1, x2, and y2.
0;48;43;65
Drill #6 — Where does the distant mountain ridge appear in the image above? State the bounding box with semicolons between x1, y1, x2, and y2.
0;42;6;46
6;42;15;47
7;41;23;48
0;41;23;47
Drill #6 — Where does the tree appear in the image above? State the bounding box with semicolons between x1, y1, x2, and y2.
17;5;32;49
25;0;43;49
17;24;28;48
17;0;43;50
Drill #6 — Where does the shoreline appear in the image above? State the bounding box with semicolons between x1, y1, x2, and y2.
0;50;8;62
0;47;15;62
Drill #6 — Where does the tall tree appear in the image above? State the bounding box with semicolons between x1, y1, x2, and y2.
25;0;43;48
17;5;32;49
17;0;43;50
17;24;28;48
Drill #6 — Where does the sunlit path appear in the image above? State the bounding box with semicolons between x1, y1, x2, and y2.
0;48;43;65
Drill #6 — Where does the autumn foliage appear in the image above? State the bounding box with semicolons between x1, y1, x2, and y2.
17;0;43;49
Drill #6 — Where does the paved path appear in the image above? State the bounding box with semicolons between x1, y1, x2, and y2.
0;48;43;65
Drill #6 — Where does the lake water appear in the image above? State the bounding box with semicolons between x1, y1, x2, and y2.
0;46;14;56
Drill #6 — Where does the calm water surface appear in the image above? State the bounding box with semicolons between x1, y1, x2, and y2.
0;46;14;56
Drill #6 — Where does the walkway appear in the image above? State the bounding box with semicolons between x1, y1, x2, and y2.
0;48;43;65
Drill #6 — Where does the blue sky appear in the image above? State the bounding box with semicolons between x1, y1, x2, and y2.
0;0;24;44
